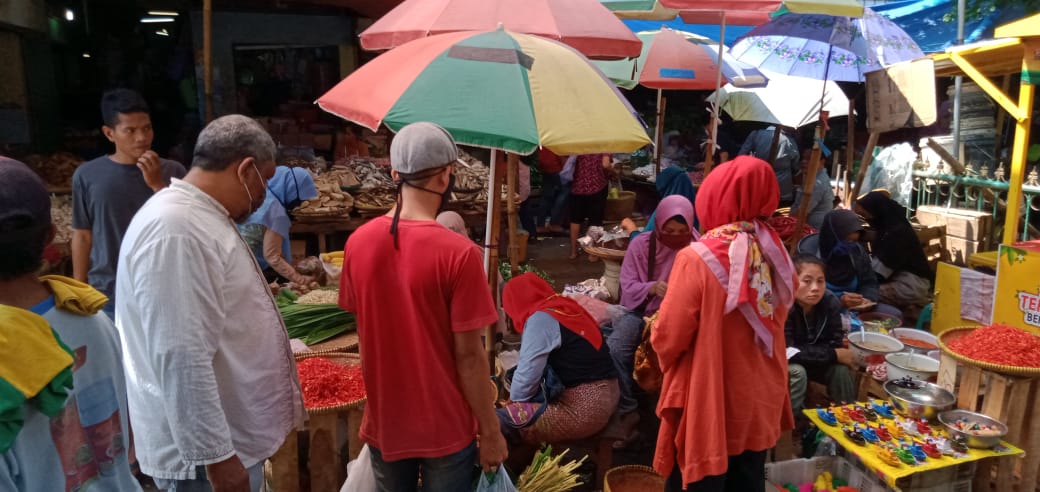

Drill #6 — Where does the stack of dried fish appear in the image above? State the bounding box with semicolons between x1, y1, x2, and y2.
293;170;354;217
51;195;74;244
451;150;489;203
339;158;394;190
23;152;83;189
354;189;397;212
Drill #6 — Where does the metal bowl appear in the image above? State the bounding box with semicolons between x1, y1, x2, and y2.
883;379;955;421
939;409;1009;449
848;332;905;367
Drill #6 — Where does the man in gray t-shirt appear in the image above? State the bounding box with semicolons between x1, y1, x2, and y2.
72;89;185;313
739;126;799;205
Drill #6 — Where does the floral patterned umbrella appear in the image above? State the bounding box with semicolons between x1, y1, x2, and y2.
729;8;923;82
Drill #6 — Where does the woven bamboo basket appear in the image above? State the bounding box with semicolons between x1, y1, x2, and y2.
604;191;636;222
938;327;1040;378
604;465;665;492
294;352;366;414
582;245;627;262
294;332;359;356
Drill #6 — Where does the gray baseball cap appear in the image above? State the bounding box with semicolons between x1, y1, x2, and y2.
390;122;459;175
0;157;50;227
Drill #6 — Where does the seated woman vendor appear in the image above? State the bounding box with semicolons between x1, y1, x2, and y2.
239;166;320;289
854;191;934;313
817;209;901;318
787;255;856;412
612;195;695;426
498;273;619;445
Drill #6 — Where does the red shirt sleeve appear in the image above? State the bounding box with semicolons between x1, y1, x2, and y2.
449;248;499;333
338;254;356;312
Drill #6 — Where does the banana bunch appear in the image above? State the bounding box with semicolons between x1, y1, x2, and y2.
321;251;344;267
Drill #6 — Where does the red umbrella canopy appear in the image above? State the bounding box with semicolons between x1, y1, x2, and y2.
359;0;643;60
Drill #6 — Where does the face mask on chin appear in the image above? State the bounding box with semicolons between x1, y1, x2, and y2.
235;163;267;223
402;170;454;213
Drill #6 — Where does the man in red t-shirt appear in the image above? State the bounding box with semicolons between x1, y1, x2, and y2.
338;122;506;491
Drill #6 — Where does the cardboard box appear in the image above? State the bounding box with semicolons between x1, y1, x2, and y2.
915;205;992;243
946;237;985;266
765;456;973;492
866;58;938;133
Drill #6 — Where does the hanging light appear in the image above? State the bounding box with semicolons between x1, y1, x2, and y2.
82;53;91;58
147;11;179;16
140;17;175;23
156;29;170;36
65;9;74;21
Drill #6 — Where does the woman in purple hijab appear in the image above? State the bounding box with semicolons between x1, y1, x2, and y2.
608;195;697;442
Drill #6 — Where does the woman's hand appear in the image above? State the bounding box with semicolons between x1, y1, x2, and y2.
620;218;638;233
841;292;864;308
650;281;668;298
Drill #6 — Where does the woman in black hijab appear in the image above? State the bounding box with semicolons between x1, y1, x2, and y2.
854;191;933;311
818;209;903;317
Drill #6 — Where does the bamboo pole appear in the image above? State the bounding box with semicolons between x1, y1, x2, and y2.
203;0;213;123
506;153;520;277
1003;77;1035;244
790;125;824;252
850;131;880;201
654;90;666;173
704;15;726;175
846;96;855;176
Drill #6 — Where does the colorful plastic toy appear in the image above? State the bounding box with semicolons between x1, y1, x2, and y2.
860;426;880;443
817;407;838;426
871;401;895;418
877;446;901;466
843;426;865;445
920;440;942;459
896;446;916;465
874;425;892;441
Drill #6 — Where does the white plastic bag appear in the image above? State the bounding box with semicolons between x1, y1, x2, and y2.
340;444;377;492
476;465;518;492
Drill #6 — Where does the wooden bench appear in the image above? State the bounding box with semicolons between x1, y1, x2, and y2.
547;413;629;490
937;354;1040;492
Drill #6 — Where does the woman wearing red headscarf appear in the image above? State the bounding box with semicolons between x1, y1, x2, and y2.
498;273;619;444
652;156;796;491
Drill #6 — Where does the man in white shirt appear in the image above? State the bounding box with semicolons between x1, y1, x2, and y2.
116;115;305;492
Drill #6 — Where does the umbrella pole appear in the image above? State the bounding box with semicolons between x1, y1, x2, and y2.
790;48;836;251
484;151;502;369
507;153;520;277
654;89;665;173
704;13;726;175
846;96;855;187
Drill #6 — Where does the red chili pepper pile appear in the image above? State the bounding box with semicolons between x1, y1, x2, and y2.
947;324;1040;367
297;357;366;409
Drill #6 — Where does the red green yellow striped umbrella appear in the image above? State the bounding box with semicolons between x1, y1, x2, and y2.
316;28;652;155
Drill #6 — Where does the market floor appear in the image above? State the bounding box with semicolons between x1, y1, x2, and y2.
523;235;605;291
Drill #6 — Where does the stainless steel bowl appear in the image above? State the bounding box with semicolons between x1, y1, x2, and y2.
883;379;956;421
939;409;1008;449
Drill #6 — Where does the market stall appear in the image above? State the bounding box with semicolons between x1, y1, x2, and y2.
930;13;1039;245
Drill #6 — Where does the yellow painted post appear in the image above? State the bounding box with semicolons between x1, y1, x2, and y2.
1003;76;1035;245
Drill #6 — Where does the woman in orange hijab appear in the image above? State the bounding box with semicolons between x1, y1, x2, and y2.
652;156;796;491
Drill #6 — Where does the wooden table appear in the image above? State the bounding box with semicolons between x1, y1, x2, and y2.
290;216;366;253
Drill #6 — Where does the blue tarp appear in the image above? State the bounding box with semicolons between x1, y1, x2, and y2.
624;0;1024;54
622;18;753;45
871;0;1024;53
